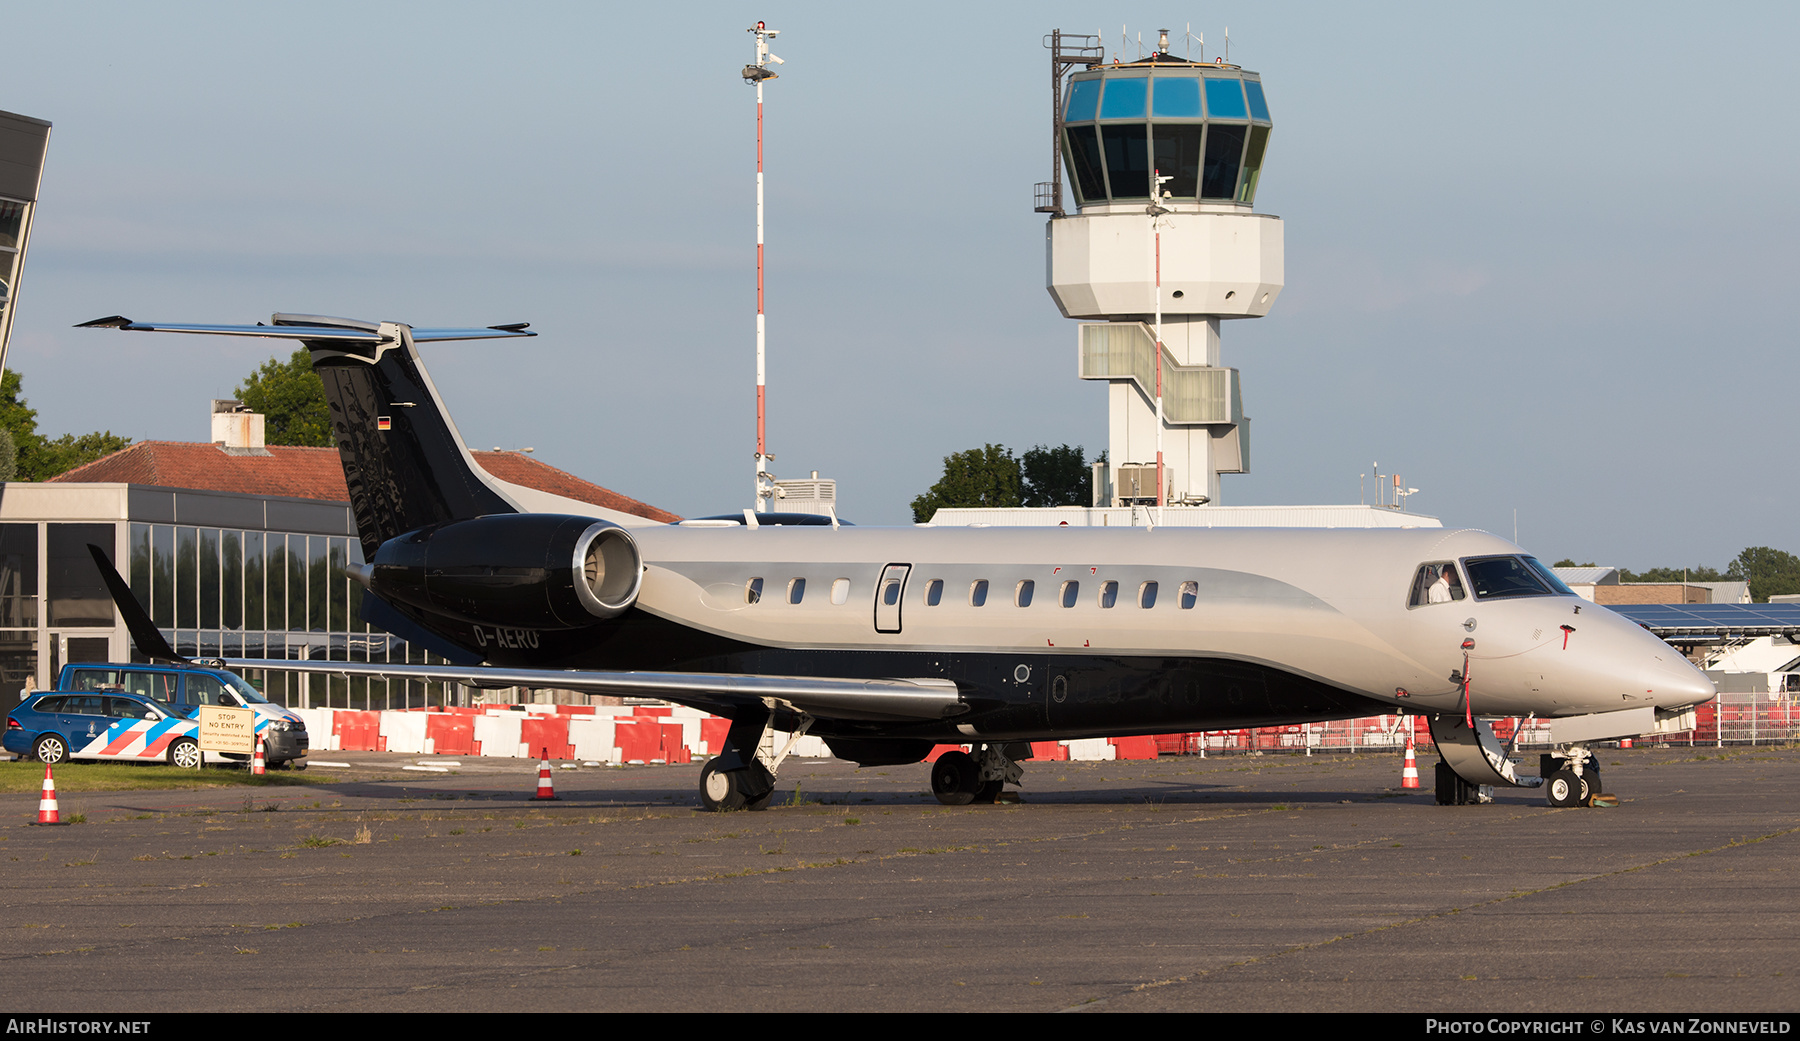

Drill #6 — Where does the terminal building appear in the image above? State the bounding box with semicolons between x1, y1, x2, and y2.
0;402;677;707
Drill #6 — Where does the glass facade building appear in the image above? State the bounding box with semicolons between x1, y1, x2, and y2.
1;480;455;709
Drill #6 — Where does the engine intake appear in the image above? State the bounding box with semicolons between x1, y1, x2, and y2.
368;514;643;629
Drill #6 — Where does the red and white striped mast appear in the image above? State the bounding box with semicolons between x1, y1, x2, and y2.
743;21;783;512
1149;169;1173;526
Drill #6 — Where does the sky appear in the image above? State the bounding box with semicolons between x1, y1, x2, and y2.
1;2;1795;571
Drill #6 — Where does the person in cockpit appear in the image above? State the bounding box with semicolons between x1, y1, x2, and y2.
1412;562;1466;607
1428;564;1454;603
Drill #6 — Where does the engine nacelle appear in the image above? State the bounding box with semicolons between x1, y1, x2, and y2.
367;514;643;629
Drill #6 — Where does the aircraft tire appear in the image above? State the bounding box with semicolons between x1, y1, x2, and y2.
1583;768;1602;796
930;751;979;806
973;779;1004;804
699;759;748;812
1545;768;1587;808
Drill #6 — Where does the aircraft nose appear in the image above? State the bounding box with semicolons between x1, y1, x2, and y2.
1650;654;1716;708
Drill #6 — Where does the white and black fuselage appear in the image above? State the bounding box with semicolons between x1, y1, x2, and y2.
82;313;1716;803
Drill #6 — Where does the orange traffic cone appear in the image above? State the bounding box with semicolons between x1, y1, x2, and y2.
252;735;266;776
34;763;63;825
533;748;558;801
1401;734;1420;789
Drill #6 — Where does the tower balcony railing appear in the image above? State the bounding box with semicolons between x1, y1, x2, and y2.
1077;322;1241;426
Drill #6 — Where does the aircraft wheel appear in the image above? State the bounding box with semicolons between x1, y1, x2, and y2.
168;738;201;770
1545;768;1588;808
700;759;747;812
930;751;979;806
34;734;66;766
973;779;1004;804
1583;768;1603;796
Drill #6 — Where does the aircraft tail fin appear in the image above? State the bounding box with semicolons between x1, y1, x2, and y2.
78;314;537;558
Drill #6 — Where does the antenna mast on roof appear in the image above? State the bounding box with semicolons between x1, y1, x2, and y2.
743;20;784;512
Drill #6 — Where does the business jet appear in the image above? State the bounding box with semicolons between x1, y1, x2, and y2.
81;314;1715;810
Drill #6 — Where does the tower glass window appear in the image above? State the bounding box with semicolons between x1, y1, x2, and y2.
1060;69;1272;207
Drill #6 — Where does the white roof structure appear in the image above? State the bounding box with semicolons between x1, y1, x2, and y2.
927;504;1442;528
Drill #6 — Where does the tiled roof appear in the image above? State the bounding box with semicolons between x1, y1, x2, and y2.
47;441;680;522
471;450;681;524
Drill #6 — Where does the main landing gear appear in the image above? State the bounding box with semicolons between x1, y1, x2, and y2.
697;703;812;813
930;743;1026;806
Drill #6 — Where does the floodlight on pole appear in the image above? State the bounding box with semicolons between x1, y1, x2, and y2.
744;21;782;512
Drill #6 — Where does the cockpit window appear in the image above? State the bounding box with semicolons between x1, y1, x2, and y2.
1462;556;1560;600
1408;562;1465;607
1522;556;1575;595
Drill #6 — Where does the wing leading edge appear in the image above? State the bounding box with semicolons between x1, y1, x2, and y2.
76;316;536;343
221;659;966;723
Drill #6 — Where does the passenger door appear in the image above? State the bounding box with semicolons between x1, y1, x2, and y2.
873;564;911;634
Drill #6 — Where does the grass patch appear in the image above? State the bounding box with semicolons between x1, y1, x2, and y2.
0;760;319;794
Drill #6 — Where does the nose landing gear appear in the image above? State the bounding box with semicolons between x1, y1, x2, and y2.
1540;748;1603;808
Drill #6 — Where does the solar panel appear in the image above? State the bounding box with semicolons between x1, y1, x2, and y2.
1606;602;1800;636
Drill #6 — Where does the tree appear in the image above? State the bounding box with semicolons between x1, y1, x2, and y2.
0;369;38;468
0;368;134;481
32;431;132;477
1727;547;1800;602
911;444;1021;522
235;349;332;447
1021;444;1091;508
1620;565;1725;584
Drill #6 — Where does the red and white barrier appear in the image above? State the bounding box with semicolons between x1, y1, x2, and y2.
290;702;1505;770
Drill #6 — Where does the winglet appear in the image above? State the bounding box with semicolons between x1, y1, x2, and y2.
85;544;189;664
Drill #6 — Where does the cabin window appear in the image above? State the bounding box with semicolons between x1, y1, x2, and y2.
1180;581;1199;609
970;580;989;607
1139;581;1159;608
787;578;806;604
830;578;850;605
881;578;902;606
1016;580;1035;607
1060;580;1079;608
1408;562;1467;607
925;579;943;606
745;577;764;605
1099;580;1118;608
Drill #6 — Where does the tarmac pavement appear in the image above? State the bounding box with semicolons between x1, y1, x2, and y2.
0;746;1795;1013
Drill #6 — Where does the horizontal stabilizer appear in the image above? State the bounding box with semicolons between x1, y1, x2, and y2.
221;658;968;723
77;316;535;343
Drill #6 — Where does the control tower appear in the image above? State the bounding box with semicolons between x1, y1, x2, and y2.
1040;31;1280;509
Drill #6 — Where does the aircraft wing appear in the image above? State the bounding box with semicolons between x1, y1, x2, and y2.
221;658;966;723
76;316;535;343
